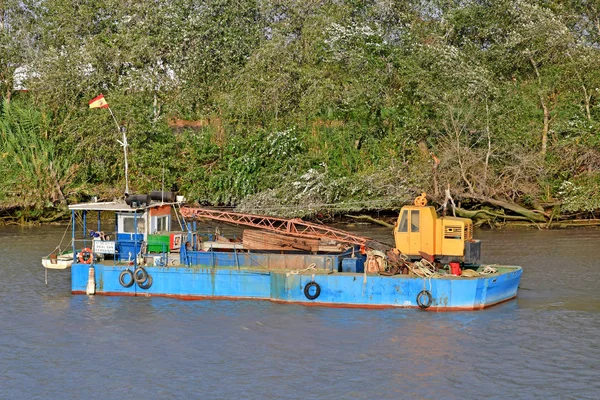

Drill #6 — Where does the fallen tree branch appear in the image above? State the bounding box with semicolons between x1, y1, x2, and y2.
454;208;532;221
39;211;68;223
345;215;394;228
461;194;548;223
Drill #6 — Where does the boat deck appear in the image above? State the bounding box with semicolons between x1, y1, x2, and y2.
81;257;520;278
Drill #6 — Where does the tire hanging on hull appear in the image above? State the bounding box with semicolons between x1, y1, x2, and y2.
119;269;135;288
138;275;153;290
304;282;321;300
133;267;148;284
416;290;433;309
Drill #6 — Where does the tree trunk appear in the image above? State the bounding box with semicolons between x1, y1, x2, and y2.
541;100;549;155
463;194;548;223
582;85;592;121
566;52;592;122
454;207;541;229
529;54;549;156
39;211;68;223
483;99;492;195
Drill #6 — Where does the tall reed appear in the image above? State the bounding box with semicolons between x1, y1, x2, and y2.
0;101;77;211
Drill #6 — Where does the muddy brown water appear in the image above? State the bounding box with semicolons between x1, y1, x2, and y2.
1;225;599;399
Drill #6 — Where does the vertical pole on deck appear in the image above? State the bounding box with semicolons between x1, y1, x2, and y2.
89;97;129;196
114;213;118;262
97;211;101;233
72;210;76;261
83;211;87;247
108;107;129;196
187;222;192;246
234;243;239;270
133;212;137;267
193;221;197;248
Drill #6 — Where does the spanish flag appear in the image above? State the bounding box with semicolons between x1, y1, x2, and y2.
88;94;109;109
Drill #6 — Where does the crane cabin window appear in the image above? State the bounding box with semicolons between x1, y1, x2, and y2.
398;210;408;232
410;210;420;232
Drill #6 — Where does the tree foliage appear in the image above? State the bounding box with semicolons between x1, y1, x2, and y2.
1;0;600;220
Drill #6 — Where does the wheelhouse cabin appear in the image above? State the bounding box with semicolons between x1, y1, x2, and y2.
68;200;187;265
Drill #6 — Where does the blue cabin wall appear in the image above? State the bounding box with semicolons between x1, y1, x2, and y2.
116;233;144;261
180;248;356;271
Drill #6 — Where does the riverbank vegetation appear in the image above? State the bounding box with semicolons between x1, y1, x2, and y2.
2;0;600;226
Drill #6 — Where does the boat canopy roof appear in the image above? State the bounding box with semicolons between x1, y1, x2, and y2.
68;201;174;212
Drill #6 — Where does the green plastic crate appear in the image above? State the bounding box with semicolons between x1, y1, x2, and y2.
147;234;170;253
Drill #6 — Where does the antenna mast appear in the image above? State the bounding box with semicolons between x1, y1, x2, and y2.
108;108;129;195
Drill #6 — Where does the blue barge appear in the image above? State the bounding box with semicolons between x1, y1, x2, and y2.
71;262;521;310
53;195;522;311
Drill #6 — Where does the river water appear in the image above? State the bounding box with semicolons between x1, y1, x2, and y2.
1;225;599;399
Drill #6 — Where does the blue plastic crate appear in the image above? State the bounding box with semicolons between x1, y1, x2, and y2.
341;257;364;273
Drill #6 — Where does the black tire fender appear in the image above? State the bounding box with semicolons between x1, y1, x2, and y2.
304;282;321;300
416;290;433;309
133;267;148;284
119;269;135;288
138;275;153;290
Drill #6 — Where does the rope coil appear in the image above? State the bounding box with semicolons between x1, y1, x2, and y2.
409;259;441;278
482;266;498;274
286;263;317;277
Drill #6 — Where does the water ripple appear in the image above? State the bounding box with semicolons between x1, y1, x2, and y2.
1;226;600;399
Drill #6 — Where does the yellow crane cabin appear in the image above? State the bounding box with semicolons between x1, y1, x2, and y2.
393;194;481;265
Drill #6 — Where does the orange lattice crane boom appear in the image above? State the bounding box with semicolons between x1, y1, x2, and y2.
180;207;374;247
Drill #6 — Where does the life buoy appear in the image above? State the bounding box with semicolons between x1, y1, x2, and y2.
416;290;433;309
304;282;321;300
133;267;148;284
138;275;153;290
78;248;93;264
119;269;135;288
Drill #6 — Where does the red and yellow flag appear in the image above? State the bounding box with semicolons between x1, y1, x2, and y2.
88;94;109;109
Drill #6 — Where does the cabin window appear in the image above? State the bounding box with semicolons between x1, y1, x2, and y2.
155;215;169;232
410;210;420;232
121;216;146;233
398;210;408;232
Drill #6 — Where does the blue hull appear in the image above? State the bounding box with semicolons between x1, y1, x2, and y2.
71;254;522;311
